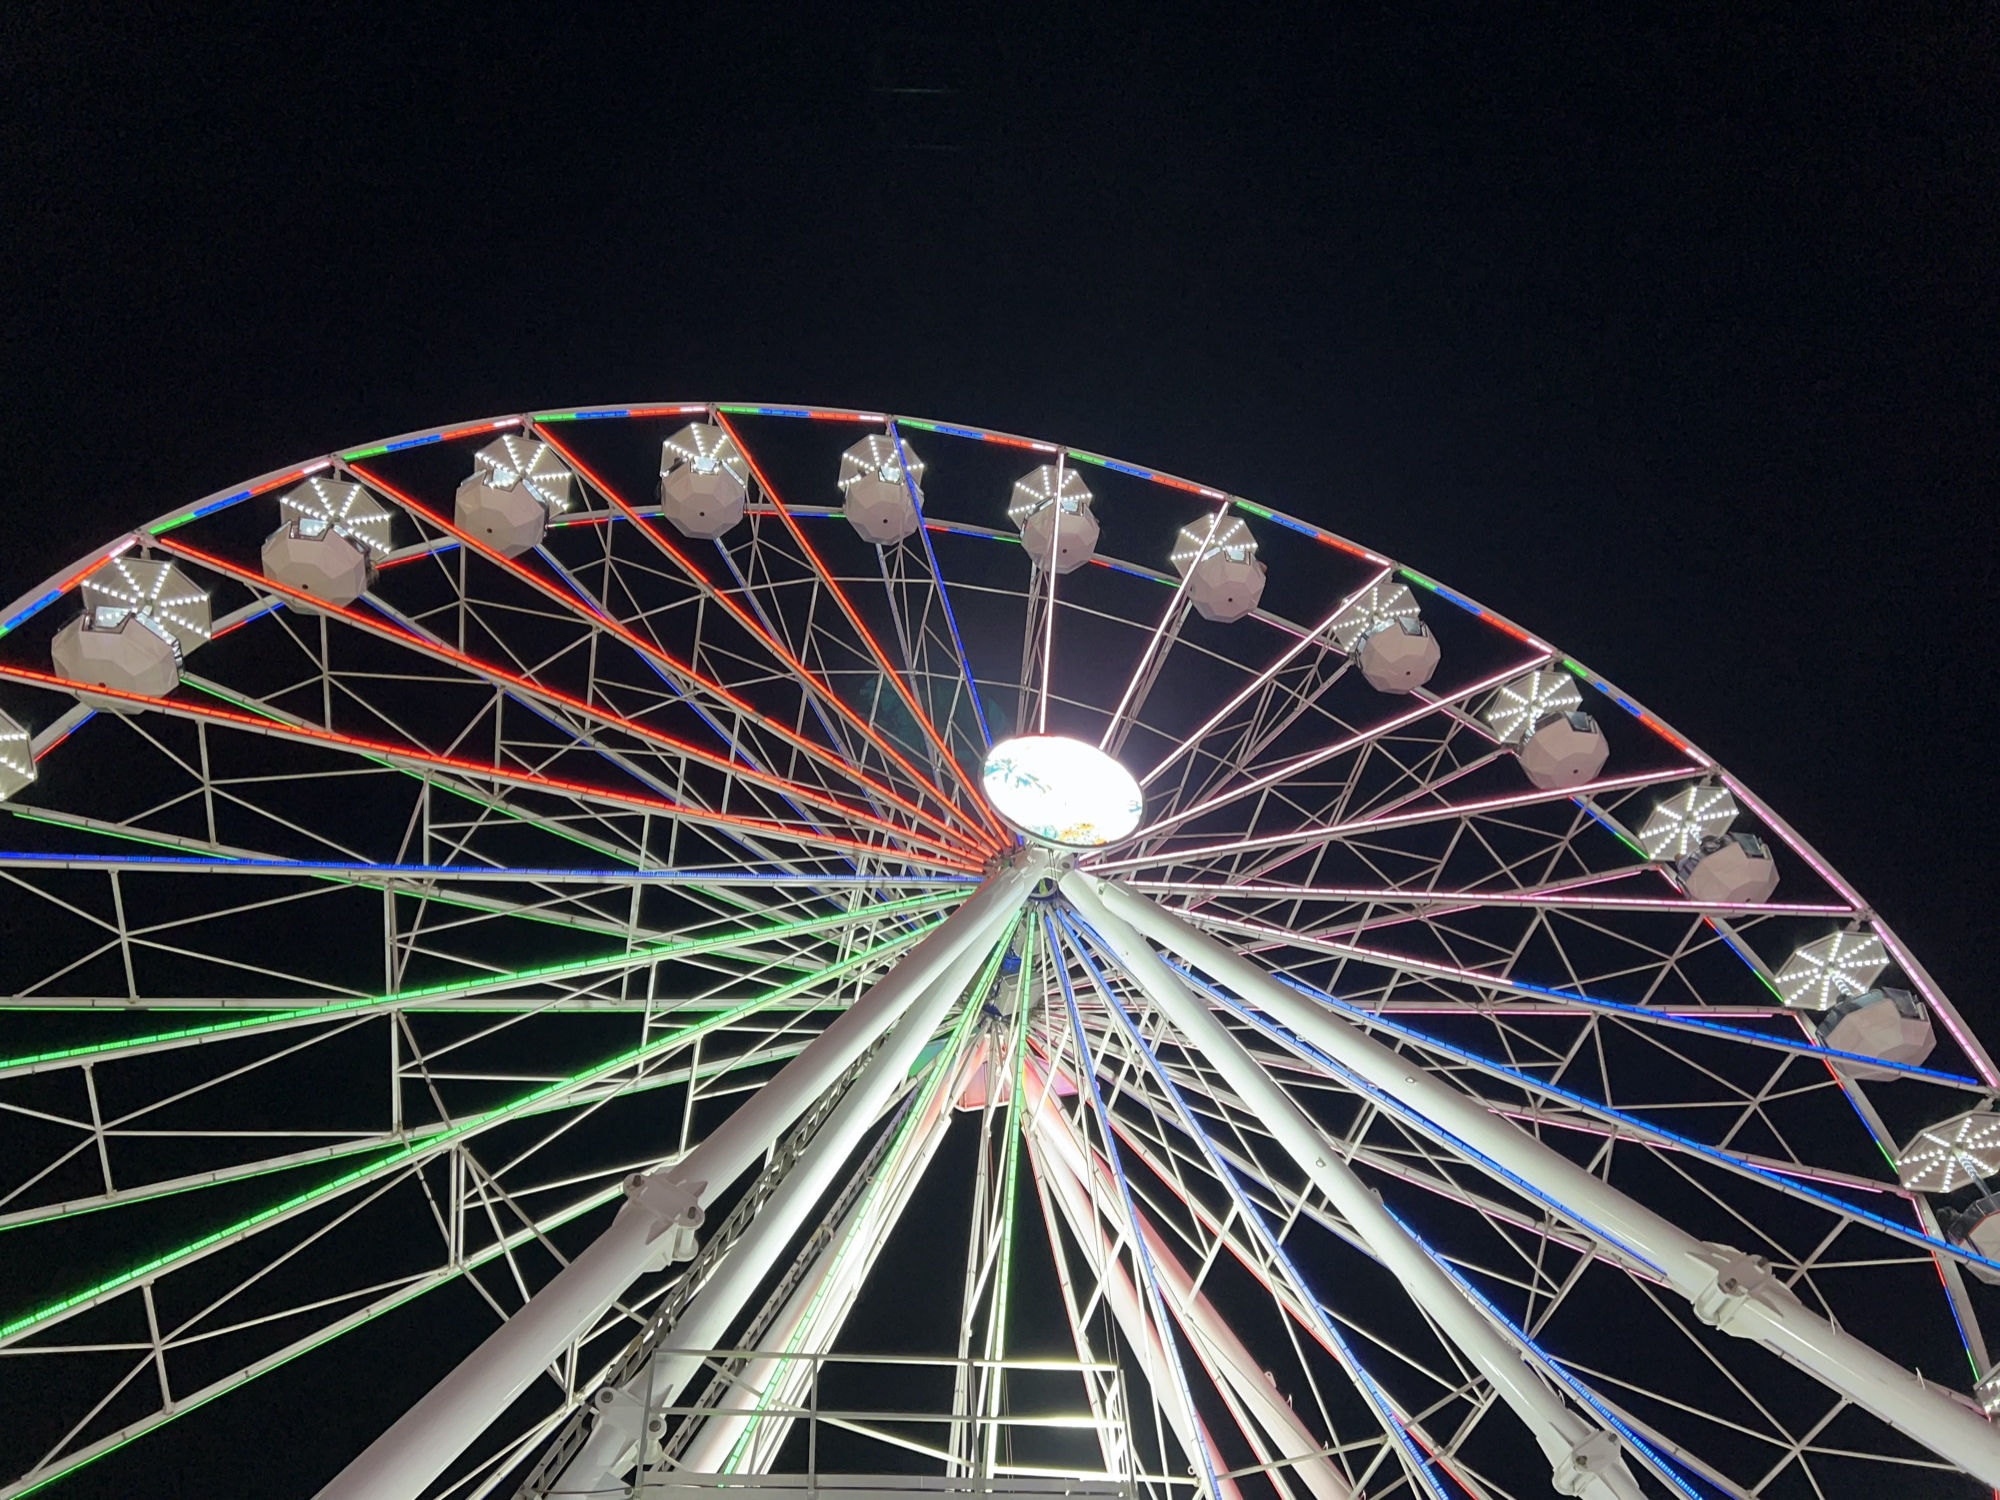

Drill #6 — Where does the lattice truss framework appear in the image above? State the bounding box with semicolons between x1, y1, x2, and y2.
0;404;1995;1500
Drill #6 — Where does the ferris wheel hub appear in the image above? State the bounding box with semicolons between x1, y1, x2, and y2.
980;734;1144;849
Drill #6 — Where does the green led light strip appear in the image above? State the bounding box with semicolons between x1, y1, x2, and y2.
3;806;632;940
10;1177;627;1497
0;889;959;1075
0;1033;816;1236
1;919;943;1344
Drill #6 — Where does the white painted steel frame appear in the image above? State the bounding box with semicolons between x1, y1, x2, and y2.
317;857;1040;1500
2;400;1994;1500
1080;876;2000;1486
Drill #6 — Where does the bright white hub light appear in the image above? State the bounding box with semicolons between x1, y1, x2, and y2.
981;735;1143;849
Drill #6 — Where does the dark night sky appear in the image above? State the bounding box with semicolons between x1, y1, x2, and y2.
3;5;1998;1494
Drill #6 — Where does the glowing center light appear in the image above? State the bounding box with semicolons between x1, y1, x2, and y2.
981;735;1144;849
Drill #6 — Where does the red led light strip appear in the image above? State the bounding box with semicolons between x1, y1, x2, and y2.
346;462;992;863
0;662;984;874
712;411;1009;844
533;429;1003;857
149;538;981;868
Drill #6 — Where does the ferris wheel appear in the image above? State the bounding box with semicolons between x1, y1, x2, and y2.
3;401;1999;1500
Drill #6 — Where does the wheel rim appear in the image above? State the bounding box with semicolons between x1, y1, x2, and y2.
1;401;1993;1499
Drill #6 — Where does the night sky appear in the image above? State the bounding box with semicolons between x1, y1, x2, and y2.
4;6;1998;1496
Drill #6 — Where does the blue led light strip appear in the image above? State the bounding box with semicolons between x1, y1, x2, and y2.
890;421;992;751
1379;1202;1710;1500
1054;909;1453;1500
0;851;971;883
1329;940;1979;1090
519;541;839;878
1070;911;1733;1498
1041;912;1227;1500
1160;958;1667;1276
1264;968;2000;1279
704;539;918;915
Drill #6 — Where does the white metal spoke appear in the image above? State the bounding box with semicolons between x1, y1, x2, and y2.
1;402;1988;1500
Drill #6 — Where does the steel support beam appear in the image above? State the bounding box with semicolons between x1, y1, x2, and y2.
1022;1127;1247;1500
555;908;1012;1492
1028;1084;1356;1500
315;853;1041;1500
1076;872;2000;1487
1061;876;1644;1500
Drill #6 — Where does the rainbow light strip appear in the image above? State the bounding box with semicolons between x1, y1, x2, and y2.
6;400;1710;768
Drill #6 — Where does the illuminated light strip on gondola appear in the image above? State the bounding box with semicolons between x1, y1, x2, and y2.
0;663;985;876
150;537;977;866
530;428;1000;857
712;410;1010;845
346;462;990;861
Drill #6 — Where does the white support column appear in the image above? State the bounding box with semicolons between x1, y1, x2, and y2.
673;1040;972;1476
317;856;1040;1500
1061;875;1644;1500
1020;1116;1131;1486
1079;872;2000;1488
558;913;1010;1492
